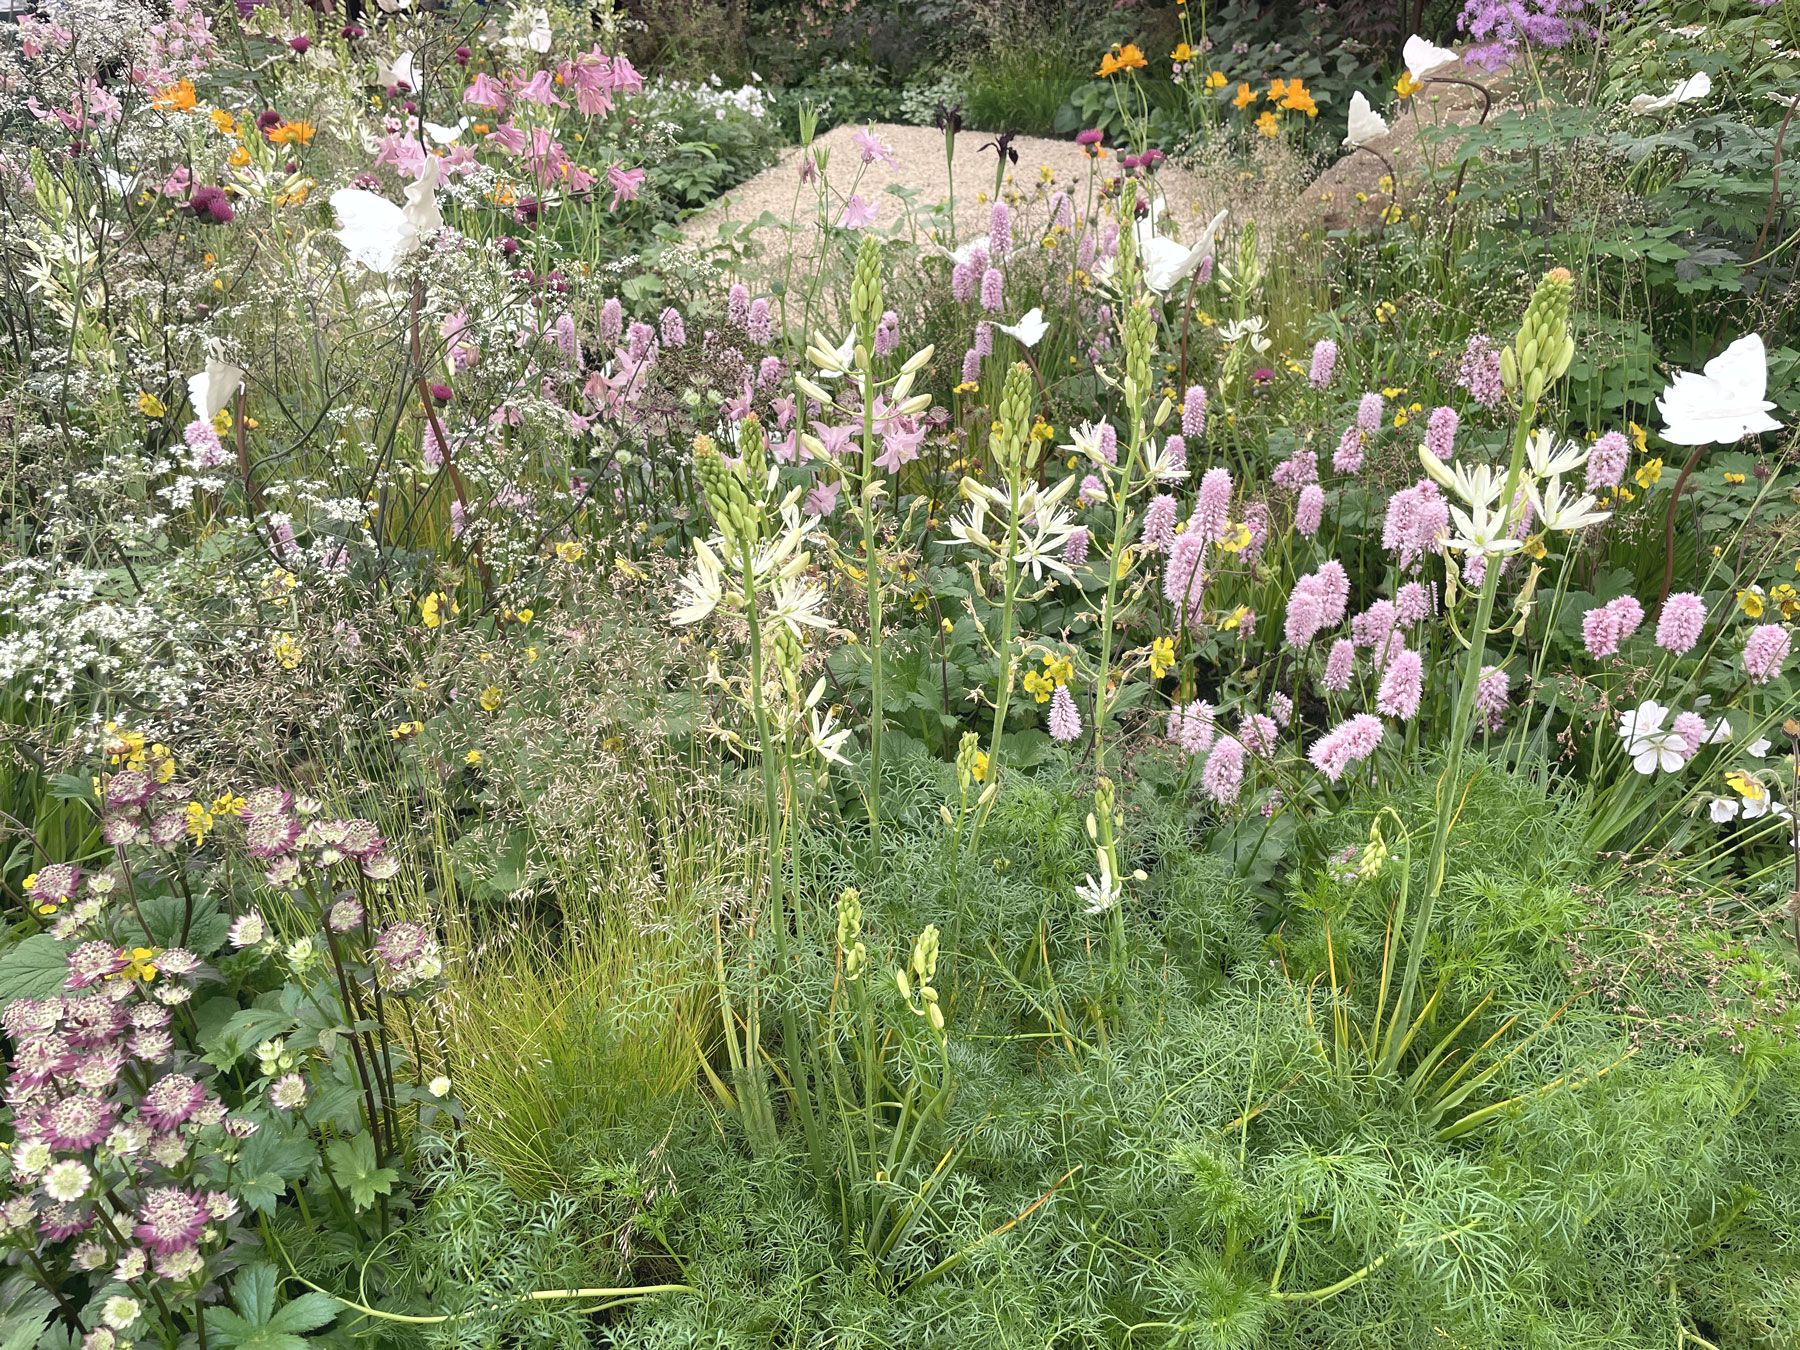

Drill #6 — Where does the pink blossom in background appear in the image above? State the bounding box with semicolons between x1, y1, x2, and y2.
1581;594;1645;659
1743;624;1791;684
1182;385;1207;438
1140;494;1178;553
1307;714;1384;783
1201;736;1245;804
1164;529;1207;620
1655;592;1706;654
1063;527;1090;566
1309;339;1337;390
1356;391;1383;435
1395;581;1435;625
1474;664;1510;731
1376;646;1425;721
1323;638;1356;692
1049;685;1082;742
1424;406;1458;460
837;196;877;229
1295;484;1325;538
1585;431;1629;490
607;164;646;210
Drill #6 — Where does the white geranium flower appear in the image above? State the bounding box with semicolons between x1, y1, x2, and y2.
1618;699;1686;775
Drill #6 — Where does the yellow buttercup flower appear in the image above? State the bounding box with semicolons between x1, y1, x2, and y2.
1219;522;1252;553
1635;458;1664;489
1396;72;1422;99
554;540;586;563
1149;636;1175;680
1737;588;1765;619
1205;70;1227;89
136;391;167;418
478;685;503;712
1233;82;1257;109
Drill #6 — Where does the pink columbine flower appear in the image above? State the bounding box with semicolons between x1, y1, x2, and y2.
606;164;645;210
1743;623;1791;684
1655;592;1706;654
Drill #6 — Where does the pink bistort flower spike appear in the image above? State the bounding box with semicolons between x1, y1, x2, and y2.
1743;623;1791;685
1308;338;1337;390
1048;685;1082;743
1655;592;1706;654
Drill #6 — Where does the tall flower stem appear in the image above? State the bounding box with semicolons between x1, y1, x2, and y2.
859;359;885;863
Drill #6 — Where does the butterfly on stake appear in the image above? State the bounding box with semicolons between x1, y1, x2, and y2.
329;156;445;275
1657;334;1782;446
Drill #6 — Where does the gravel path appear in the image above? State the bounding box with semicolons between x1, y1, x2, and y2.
682;122;1233;254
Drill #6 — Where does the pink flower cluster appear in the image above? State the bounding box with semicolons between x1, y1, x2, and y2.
1582;594;1645;659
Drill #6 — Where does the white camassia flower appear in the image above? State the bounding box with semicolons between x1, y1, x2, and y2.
1526;429;1588;480
1529;476;1611;533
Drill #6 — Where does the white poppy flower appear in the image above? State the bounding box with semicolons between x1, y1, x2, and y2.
1345;91;1389;148
1403;34;1461;80
1656;333;1781;446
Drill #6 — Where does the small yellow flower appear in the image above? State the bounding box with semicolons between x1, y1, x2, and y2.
389;719;425;741
1255;110;1280;137
119;948;160;982
1395;72;1422;99
1220;605;1252;631
553;540;586;563
478;685;504;712
1635;458;1664;489
1149;636;1175;680
270;630;301;670
1171;41;1195;62
1628;422;1648;453
1723;470;1746;485
1205;70;1227;90
184;802;214;846
970;750;990;782
1233;82;1257;109
464;749;484;767
136;391;167;418
1737;588;1765;619
420;591;458;628
1023;670;1055;703
1218;522;1253;553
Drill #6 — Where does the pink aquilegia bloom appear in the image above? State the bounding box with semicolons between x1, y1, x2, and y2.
1376;646;1425;721
837;196;877;229
1048;685;1082;742
1655;592;1706;654
1743;623;1791;684
1308;338;1337;390
607;164;645;210
1581;594;1645;659
1200;736;1245;805
1307;714;1384;783
853;127;897;167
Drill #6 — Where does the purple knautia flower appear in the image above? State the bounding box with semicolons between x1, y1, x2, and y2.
1655;592;1706;654
1164;529;1207;620
973;321;994;358
1376;646;1425;721
598;297;623;346
39;1096;116;1151
1356;391;1383;435
1168;700;1215;754
659;308;686;348
1194;467;1232;541
1383;479;1449;572
1239;714;1279;757
133;1187;207;1255
1332;426;1365;475
1140;493;1179;553
1181;385;1207;438
1307;714;1384;783
990;201;1012;257
961;348;981;384
1048;685;1082;743
1673;711;1709;758
1581;594;1645;659
138;1073;206;1132
1743;623;1791;684
875;310;899;358
1424;406;1459;460
1272;449;1318;492
1200;736;1246;805
1395;581;1435;625
1457;333;1504;406
1063;527;1090;565
1308;339;1338;390
727;283;750;328
979;266;1004;313
747;298;774;345
1269;692;1294;727
1586;431;1628;490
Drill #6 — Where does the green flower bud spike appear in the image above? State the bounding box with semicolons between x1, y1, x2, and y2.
851;233;884;350
1500;266;1575;407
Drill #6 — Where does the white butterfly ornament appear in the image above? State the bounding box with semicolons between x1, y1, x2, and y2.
329;156;445;275
1344;92;1389;148
1402;34;1461;81
1656;334;1781;446
1628;71;1712;116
